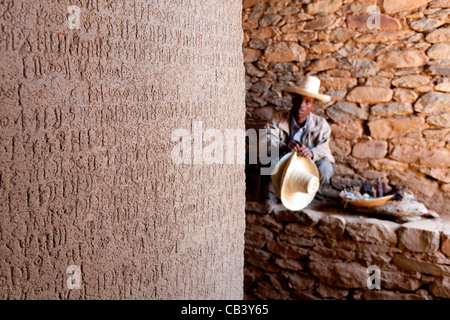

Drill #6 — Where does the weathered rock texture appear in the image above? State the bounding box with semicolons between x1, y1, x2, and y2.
0;0;245;299
245;201;450;300
243;0;450;218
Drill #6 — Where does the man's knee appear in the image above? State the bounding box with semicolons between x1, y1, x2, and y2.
315;160;334;185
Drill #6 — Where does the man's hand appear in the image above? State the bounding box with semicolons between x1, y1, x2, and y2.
298;145;313;159
281;141;313;159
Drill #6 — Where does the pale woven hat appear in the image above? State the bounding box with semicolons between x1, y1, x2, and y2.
284;76;331;103
271;152;320;211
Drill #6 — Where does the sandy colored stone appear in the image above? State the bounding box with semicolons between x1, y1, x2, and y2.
393;255;450;276
310;244;357;262
389;171;440;199
274;258;307;271
436;82;450;92
304;14;335;30
423;128;450;140
297;208;326;227
359;169;387;180
368;117;425;139
243;47;262;62
426;113;450;127
394;88;419;103
370;102;413;116
310;42;343;54
259;14;282;27
398;221;441;253
426;27;450;43
277;32;315;42
377;50;429;69
370;159;409;171
278;234;320;248
326;103;367;121
429;277;450;299
308;261;368;289
243;19;259;30
264;42;306;62
355;31;415;43
428;65;450;75
307;0;342;14
286;273;316;292
330;121;363;140
266;241;309;260
248;38;271;49
383;0;432;13
429;0;450;7
353;196;432;218
365;76;391;87
346;87;393;104
243;0;265;8
316;285;349;299
279;6;300;16
330;139;352;156
307;58;339;72
249;27;279;39
331;176;364;190
345;217;399;245
352;140;388;159
390;145;450;168
333;164;355;176
320;77;358;90
245;63;265;77
253;107;275;122
326;69;352;78
390;137;446;148
420;168;450;183
330;28;358;42
427;43;450;60
347;14;401;30
442;232;450;257
246;225;274;248
381;271;423;291
392;75;430;88
410;18;446;32
251;79;271;92
415;92;450;114
280;22;304;33
318;215;346;236
254;280;290;300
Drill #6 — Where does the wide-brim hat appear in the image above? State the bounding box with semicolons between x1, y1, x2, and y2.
271;152;320;211
284;75;331;103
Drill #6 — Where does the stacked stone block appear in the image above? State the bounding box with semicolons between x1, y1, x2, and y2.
243;0;450;218
244;202;450;300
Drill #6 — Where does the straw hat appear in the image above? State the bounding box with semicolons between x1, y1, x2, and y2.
271;152;320;211
284;76;331;103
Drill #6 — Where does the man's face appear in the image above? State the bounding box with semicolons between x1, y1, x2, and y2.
292;94;316;123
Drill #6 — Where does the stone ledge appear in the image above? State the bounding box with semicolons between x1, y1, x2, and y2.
393;255;450;276
245;199;450;300
246;200;450;255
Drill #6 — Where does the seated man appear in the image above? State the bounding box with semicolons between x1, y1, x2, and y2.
262;76;335;202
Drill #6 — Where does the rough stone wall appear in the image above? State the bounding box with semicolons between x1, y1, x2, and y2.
0;0;245;299
245;202;450;300
243;0;450;218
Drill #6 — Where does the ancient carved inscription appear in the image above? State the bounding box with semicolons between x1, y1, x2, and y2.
0;0;245;299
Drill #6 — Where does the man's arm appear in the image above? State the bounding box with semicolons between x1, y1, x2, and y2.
310;121;335;163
